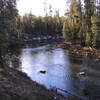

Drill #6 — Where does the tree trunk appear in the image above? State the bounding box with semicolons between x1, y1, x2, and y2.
0;48;4;67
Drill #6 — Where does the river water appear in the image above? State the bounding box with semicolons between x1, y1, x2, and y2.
11;44;100;99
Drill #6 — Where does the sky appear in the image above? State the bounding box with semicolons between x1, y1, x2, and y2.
17;0;67;16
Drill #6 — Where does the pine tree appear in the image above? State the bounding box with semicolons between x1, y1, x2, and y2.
91;0;100;47
0;0;18;67
84;0;94;47
63;0;80;43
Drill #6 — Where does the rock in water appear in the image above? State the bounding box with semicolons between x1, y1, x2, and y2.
39;70;46;74
95;57;100;62
79;72;86;75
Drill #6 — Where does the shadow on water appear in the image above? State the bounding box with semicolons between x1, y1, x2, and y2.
7;44;100;100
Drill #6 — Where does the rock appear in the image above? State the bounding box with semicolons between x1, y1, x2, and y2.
79;72;86;75
39;70;46;74
54;96;57;99
77;72;86;77
95;57;100;62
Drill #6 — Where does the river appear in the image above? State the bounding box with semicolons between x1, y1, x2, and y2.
9;44;100;100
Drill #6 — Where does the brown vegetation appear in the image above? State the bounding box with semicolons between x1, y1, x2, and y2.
57;42;100;57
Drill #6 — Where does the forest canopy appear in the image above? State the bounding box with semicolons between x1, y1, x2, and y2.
0;0;100;66
63;0;100;47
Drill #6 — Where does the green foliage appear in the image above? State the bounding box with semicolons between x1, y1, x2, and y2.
86;31;91;46
91;15;100;47
62;0;100;48
62;20;69;40
18;13;64;39
0;0;18;45
0;0;18;66
62;0;80;42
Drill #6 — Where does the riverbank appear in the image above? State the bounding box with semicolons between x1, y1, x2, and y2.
0;65;85;100
57;42;100;58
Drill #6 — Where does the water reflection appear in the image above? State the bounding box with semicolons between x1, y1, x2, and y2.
20;46;73;92
19;45;100;98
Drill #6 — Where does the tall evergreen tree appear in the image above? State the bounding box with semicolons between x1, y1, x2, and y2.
63;0;80;43
91;0;100;47
0;0;18;67
84;0;93;46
